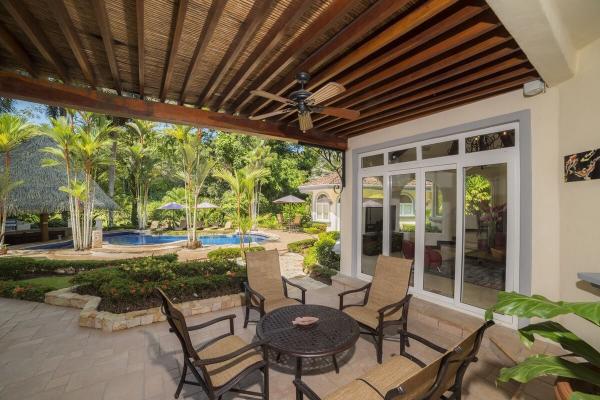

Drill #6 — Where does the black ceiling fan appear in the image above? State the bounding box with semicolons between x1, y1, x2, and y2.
248;72;360;132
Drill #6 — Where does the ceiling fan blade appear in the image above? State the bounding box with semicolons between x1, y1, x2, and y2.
306;82;345;105
317;106;360;120
249;109;295;120
298;112;313;132
250;90;293;104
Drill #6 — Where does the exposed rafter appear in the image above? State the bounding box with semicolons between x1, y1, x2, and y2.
136;0;145;98
179;0;226;105
49;0;96;88
0;23;36;78
3;0;68;82
199;1;272;108
161;0;188;102
91;0;122;94
232;0;356;113
215;0;312;110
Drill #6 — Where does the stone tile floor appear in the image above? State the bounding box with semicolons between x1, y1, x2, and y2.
0;283;560;400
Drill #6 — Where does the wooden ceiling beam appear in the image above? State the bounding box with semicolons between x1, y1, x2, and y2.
313;35;514;126
319;57;531;130
179;0;226;105
0;23;37;78
136;0;145;98
3;0;68;82
91;0;122;94
344;79;532;138
200;1;272;108
277;2;489;123
232;0;356;114
49;0;96;88
214;0;311;110
334;71;535;136
161;0;188;102
0;72;346;150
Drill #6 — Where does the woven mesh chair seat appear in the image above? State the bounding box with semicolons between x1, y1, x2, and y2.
264;297;300;313
197;335;263;388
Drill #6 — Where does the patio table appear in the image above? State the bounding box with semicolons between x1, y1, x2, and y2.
256;304;360;399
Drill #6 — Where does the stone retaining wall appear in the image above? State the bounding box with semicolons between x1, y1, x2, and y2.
45;287;243;332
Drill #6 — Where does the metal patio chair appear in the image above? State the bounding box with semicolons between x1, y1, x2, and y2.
339;255;413;363
156;288;270;400
293;320;495;400
243;249;307;328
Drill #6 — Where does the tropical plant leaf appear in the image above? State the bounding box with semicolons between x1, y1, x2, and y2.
571;392;600;400
486;292;600;327
498;354;600;387
518;322;600;366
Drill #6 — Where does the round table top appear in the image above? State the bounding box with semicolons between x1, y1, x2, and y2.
256;304;360;358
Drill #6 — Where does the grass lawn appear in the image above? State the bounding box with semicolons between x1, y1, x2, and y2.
16;276;73;290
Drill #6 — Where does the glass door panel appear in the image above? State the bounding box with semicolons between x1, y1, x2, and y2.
389;173;417;286
423;169;457;298
361;176;383;276
462;163;508;308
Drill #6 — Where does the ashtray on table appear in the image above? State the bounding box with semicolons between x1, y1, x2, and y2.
292;316;319;327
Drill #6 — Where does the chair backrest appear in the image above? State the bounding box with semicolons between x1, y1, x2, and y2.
245;249;284;301
155;288;200;362
149;220;159;229
224;221;232;229
179;219;187;229
367;255;412;310
293;214;302;224
276;213;284;224
384;321;494;400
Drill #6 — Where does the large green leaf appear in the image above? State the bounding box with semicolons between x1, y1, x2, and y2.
571;392;600;400
498;354;600;387
518;322;600;367
486;292;600;327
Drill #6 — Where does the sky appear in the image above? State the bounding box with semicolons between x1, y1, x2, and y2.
12;100;50;124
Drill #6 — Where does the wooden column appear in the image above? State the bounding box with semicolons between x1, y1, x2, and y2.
40;213;49;242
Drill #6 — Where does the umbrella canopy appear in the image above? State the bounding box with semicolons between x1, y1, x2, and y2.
272;195;305;204
158;202;184;210
0;136;118;214
196;201;218;209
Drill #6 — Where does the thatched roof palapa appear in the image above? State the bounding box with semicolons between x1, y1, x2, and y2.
0;136;118;214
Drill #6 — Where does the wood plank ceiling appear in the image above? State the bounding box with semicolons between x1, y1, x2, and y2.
0;0;538;146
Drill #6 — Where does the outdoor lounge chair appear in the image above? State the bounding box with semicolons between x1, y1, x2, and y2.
289;214;302;231
223;221;233;230
177;219;187;230
339;255;413;363
243;249;307;328
155;288;270;400
293;320;494;400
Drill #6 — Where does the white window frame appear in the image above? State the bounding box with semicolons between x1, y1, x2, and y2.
314;193;331;222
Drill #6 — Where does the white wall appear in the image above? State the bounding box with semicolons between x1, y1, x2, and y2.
340;87;562;304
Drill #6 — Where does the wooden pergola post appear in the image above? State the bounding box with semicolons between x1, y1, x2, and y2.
40;213;49;242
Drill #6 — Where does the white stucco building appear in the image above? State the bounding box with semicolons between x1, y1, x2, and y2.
298;172;342;231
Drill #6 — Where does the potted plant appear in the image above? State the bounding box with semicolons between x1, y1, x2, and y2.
486;292;600;399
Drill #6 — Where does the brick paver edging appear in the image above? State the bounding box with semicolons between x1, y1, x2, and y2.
44;287;243;332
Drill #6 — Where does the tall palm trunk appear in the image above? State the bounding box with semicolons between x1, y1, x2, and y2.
107;138;117;227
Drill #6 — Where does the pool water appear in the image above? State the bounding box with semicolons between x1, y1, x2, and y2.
28;232;268;249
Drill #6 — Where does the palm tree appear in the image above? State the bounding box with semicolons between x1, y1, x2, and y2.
165;125;214;248
246;142;274;225
214;166;268;252
0;113;36;246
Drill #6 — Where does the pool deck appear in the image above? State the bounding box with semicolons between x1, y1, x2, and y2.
6;229;314;262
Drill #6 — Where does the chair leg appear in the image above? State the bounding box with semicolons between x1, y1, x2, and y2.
403;319;410;347
377;328;384;364
263;365;270;400
244;305;250;328
174;360;187;398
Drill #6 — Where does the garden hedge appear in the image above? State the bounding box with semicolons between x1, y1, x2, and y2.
287;238;317;253
206;246;266;261
0;280;56;302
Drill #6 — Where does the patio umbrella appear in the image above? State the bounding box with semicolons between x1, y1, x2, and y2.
158;202;184;228
273;195;305;231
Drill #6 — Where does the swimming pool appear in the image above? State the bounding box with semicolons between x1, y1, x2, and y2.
28;232;268;249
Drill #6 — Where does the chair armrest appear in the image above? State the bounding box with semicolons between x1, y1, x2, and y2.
171;314;236;335
194;339;270;366
282;277;307;304
338;283;371;310
377;294;411;318
399;330;447;354
293;379;322;400
244;282;266;309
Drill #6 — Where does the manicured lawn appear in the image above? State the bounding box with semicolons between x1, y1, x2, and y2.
16;275;73;290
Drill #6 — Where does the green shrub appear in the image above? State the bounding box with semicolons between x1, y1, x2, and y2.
287;238;317;253
308;222;328;232
302;227;321;234
207;246;266;261
0;280;55;302
257;214;280;229
314;231;340;270
303;247;318;270
0;257;112;280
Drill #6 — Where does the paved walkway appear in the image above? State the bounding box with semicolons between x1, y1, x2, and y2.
0;283;561;400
